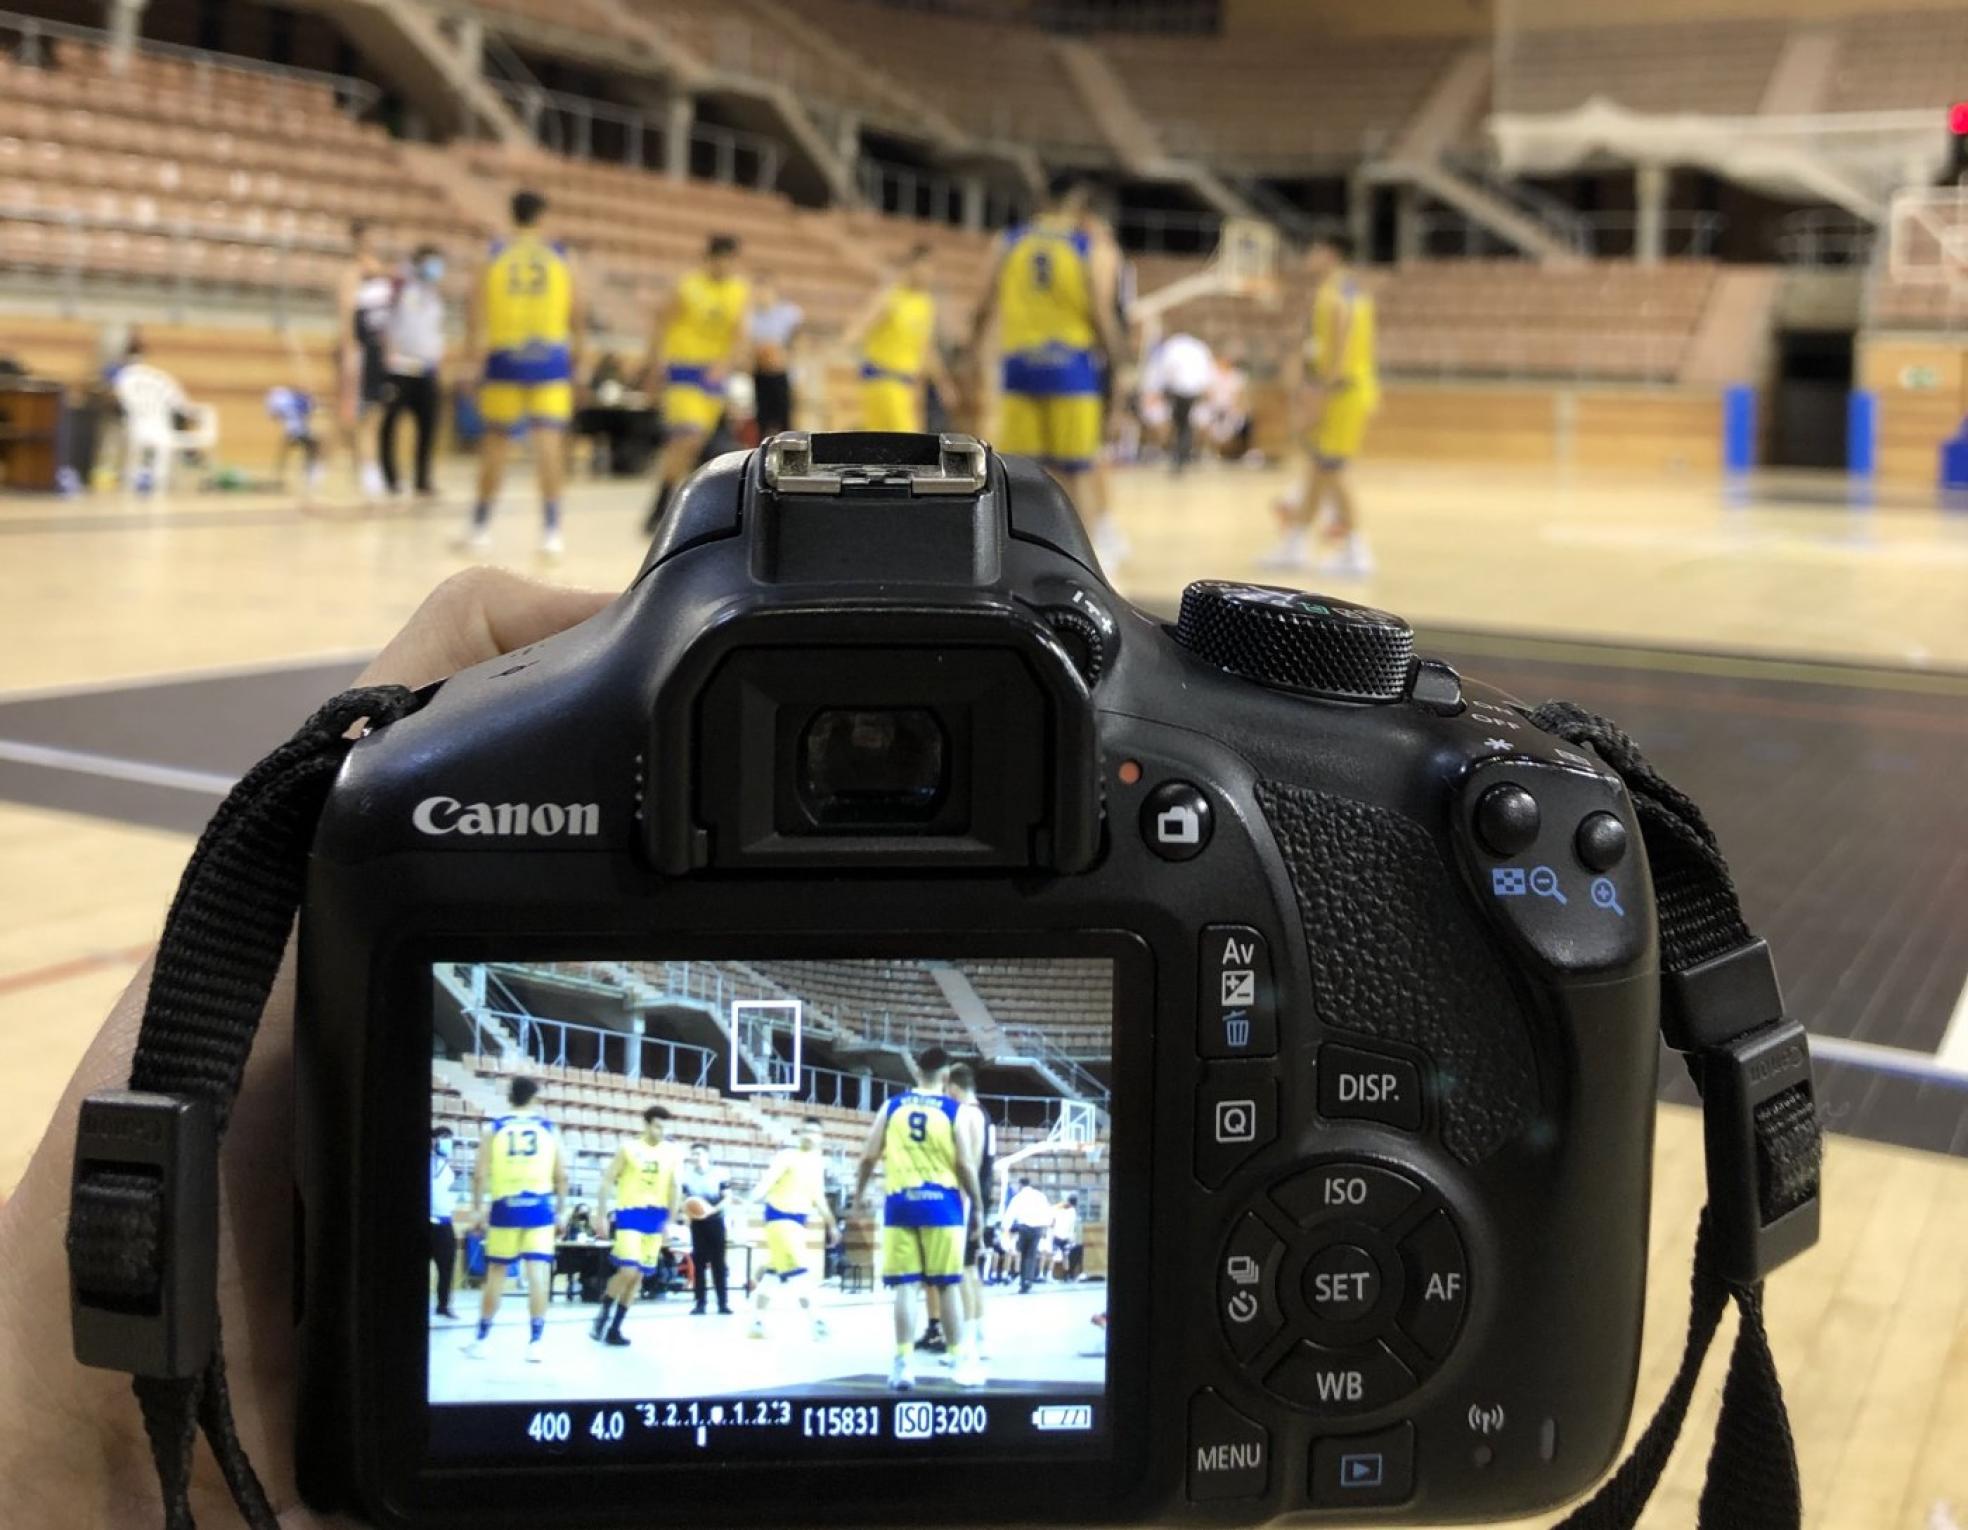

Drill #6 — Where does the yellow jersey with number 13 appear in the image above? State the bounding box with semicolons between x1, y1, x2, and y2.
483;235;572;382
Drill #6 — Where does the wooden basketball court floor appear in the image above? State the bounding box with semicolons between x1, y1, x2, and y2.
2;457;1966;1527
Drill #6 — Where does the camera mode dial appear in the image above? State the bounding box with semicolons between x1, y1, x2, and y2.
1174;582;1414;702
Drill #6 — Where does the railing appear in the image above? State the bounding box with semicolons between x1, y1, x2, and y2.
857;157;1022;230
0;6;380;118
0;205;343;324
1411;208;1722;260
469;1006;720;1088
1775;208;1875;268
1380;329;1688;386
483;78;783;190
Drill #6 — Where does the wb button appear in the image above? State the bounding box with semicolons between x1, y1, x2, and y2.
1199;925;1277;1058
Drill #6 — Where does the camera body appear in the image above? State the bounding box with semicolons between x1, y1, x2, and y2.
297;434;1660;1526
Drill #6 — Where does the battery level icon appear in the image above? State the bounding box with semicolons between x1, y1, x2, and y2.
1031;1405;1094;1432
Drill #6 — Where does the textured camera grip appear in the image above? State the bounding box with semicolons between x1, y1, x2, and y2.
1256;781;1539;1164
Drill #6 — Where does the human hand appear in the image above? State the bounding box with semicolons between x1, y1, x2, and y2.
0;568;612;1528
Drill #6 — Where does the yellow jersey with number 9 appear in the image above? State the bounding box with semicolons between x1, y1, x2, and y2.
881;1090;962;1228
482;236;572;382
997;217;1096;359
485;1112;558;1202
665;270;751;367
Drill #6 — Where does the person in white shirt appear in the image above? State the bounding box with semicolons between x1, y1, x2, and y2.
1143;331;1215;474
430;1126;459;1319
381;246;448;500
747;274;804;438
1050;1194;1081;1281
1005;1179;1053;1294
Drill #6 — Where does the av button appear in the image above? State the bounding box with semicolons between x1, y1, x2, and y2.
1397;1210;1469;1359
1311;1421;1416;1508
1142;781;1213;861
1302;1243;1383;1326
1187;1389;1269;1502
1318;1044;1423;1131
1265;1339;1415;1416
1218;1214;1286;1361
1198;925;1277;1058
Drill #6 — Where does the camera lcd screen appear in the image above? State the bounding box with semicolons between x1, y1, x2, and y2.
426;956;1116;1466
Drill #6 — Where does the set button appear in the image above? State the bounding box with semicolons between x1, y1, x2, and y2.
1302;1242;1383;1325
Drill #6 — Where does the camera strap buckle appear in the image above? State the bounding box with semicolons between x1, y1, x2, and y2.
1660;938;1820;1285
68;1089;218;1380
762;430;989;496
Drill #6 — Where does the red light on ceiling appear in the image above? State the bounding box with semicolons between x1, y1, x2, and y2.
1950;100;1968;135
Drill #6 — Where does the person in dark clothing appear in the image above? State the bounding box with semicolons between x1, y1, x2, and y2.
679;1142;732;1315
380;245;446;499
430;1126;458;1319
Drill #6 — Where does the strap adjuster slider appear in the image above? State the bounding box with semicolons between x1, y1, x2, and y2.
68;1090;218;1380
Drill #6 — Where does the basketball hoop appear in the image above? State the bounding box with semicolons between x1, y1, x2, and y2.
1887;184;1968;291
1132;216;1283;344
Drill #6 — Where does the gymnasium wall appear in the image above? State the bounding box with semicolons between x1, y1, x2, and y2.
1859;337;1968;487
1224;0;1968;39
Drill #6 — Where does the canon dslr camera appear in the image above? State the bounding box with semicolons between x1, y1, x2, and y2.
292;432;1777;1526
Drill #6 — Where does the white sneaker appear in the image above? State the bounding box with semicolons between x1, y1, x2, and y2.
810;1317;829;1341
951;1355;988;1388
749;1319;767;1341
1314;537;1375;578
526;1340;545;1364
451;523;491;556
461;1337;486;1358
888;1355;915;1391
539;527;565;562
1255;530;1311;571
360;463;387;503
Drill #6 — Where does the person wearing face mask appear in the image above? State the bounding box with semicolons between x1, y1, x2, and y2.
381;244;449;501
430;1126;460;1320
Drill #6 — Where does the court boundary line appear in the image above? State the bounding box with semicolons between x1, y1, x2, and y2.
0;738;235;795
0;649;374;706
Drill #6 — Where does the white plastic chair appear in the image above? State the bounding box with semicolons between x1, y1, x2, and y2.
113;362;216;493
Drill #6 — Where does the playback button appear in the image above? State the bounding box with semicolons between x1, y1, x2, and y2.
1310;1421;1416;1508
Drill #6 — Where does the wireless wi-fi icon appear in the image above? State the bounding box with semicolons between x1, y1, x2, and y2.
1467;1402;1506;1436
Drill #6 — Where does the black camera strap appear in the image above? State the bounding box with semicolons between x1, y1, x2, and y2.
63;688;1820;1530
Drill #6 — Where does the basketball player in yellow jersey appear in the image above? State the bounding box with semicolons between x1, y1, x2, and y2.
460;189;584;562
1262;232;1380;578
463;1077;566;1363
592;1105;685;1347
748;1117;839;1342
968;176;1127;560
643;233;750;533
843;243;954;434
854;1047;985;1391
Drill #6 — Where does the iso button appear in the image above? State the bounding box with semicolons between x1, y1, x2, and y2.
1142;781;1213;861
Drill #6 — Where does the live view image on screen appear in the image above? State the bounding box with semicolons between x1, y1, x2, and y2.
427;957;1114;1456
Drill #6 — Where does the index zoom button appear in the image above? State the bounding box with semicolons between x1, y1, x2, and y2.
1265;1339;1416;1416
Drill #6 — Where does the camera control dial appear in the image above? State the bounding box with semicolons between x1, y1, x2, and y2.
1173;582;1415;701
